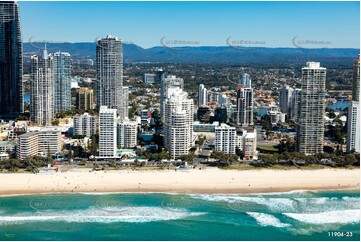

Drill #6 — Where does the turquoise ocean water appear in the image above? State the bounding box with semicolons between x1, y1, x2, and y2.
0;190;359;241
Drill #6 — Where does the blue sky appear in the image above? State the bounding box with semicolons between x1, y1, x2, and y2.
19;1;360;48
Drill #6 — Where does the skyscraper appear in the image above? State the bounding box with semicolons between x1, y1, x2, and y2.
296;62;326;155
347;55;360;153
30;50;54;126
164;87;194;158
54;52;72;113
160;75;184;120
352;55;360;102
0;1;23;117
198;84;208;107
96;35;123;113
239;73;251;87
279;85;294;118
99;106;117;157
119;86;129;121
236;85;253;127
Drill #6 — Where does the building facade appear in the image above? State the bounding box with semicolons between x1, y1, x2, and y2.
54;52;72;113
73;113;97;138
76;87;94;111
117;120;137;148
99;106;117;157
160;75;184;120
164;87;194;158
96;35;123;113
279;85;294;119
0;1;23;118
17;131;63;160
198;84;208;107
119;86;129;121
296;62;326;155
215;123;236;154
236;86;254;127
30;51;54;126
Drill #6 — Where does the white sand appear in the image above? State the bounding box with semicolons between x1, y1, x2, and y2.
0;167;359;195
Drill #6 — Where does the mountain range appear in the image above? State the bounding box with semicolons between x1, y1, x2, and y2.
23;42;359;66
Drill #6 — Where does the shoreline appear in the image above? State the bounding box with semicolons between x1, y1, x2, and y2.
0;168;359;196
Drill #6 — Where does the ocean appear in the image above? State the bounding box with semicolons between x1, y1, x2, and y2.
0;190;359;241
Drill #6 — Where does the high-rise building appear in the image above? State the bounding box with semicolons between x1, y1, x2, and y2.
279;85;294;119
155;68;164;85
239;73;251;87
99;106;117;157
346;101;360;153
76;87;94;111
352;55;360;101
236;86;254;127
290;88;302;121
54;52;72;113
119;86;129;121
30;51;54;126
296;62;326;155
198;84;208;107
164;87;194;158
347;55;360;153
143;73;156;85
215;123;236;154
0;1;23;117
96;35;123;113
160;75;184;120
117;120;137;148
73;113;97;138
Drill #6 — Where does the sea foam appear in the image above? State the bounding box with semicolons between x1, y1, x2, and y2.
246;212;290;228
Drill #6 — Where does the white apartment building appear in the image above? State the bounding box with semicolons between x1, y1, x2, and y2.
347;101;360;153
30;50;54;125
198;84;208;107
17;131;63;160
296;62;326;155
99;106;117;157
117;120;137;148
73;113;97;137
237;129;258;160
119;86;129;121
164;87;194;158
215;123;236;154
160;75;184;120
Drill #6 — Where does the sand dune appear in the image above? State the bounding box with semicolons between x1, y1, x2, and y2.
0;167;359;195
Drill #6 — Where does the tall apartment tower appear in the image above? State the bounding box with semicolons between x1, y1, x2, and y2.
99;106;117;157
30;50;54;126
96;35;123;113
54;52;72;113
117;120;137;148
198;84;208;107
239;73;251;87
76;87;94;111
119;86;129;121
73;113;97;138
296;62;326;155
290;88;302;121
164;87;194;158
236;75;253;127
279;85;294;118
352;55;360;102
160;75;184;120
0;1;23;117
215;123;237;154
347;55;360;153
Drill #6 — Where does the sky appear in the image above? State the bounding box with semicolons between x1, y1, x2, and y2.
19;1;360;49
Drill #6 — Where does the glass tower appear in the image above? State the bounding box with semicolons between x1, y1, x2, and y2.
0;1;23;117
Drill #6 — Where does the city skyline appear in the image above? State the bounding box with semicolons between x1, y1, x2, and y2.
19;1;360;48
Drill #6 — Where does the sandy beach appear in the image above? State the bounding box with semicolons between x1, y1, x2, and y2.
0;167;359;195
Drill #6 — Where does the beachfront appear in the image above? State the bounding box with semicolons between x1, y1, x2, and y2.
0;167;359;195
